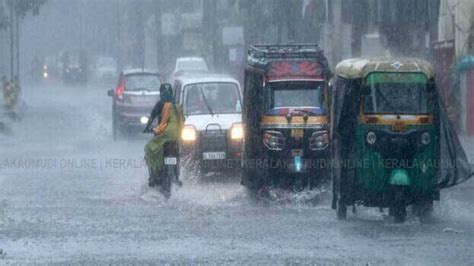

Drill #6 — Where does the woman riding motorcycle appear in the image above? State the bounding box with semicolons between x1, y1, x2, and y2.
144;83;184;187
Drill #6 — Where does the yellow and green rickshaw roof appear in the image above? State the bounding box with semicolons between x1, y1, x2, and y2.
335;58;435;80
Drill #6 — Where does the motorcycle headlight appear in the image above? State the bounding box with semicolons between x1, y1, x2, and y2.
366;131;376;145
140;116;148;124
421;132;431;145
230;123;244;140
181;125;197;142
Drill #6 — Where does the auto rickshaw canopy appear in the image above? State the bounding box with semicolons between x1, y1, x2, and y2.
335;58;435;80
246;44;332;79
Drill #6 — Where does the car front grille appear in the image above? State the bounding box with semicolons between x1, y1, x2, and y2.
200;130;227;152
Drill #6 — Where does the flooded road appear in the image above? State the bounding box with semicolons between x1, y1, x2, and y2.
0;83;473;264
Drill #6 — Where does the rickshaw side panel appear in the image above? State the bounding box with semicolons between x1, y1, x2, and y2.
241;68;265;189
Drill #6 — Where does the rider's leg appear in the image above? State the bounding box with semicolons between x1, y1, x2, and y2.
144;137;165;188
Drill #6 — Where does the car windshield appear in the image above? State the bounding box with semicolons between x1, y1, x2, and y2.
364;74;430;114
178;60;208;72
125;74;161;91
67;54;80;66
266;81;326;115
44;57;56;66
184;82;241;115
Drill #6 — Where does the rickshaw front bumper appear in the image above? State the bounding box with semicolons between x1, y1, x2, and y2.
263;148;330;174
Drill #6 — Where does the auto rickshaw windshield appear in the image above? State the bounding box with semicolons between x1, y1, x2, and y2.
265;81;326;115
363;73;431;115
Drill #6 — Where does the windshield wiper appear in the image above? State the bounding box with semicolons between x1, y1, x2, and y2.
199;86;214;116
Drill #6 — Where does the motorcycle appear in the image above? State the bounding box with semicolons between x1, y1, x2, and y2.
160;141;180;199
145;128;181;199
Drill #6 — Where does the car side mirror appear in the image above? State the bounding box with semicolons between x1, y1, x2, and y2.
107;89;114;97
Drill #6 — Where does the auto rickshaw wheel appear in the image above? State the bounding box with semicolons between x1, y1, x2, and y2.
242;165;265;192
255;159;270;188
307;171;325;190
390;188;407;223
336;199;347;220
413;200;434;222
293;176;307;192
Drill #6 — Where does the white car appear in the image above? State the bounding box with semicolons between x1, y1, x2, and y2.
173;57;209;75
173;73;243;172
94;56;117;82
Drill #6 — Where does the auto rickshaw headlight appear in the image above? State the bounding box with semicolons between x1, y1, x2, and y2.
310;130;329;150
181;125;197;142
421;132;431;145
263;130;285;150
230;123;244;140
366;131;376;145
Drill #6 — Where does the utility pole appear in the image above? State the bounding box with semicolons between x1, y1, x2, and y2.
351;24;362;58
1;25;4;76
15;7;19;80
203;0;218;69
328;0;343;65
9;1;13;79
116;0;122;72
154;0;162;71
79;0;84;51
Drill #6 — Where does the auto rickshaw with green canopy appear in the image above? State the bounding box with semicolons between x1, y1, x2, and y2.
331;58;473;222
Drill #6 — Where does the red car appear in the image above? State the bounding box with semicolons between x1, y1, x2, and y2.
107;69;162;140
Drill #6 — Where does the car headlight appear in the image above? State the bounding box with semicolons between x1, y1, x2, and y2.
421;132;431;145
43;72;48;78
181;125;197;142
366;131;376;145
140;116;148;124
230;123;244;140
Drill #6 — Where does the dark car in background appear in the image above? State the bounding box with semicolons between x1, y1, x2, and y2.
61;50;88;83
107;69;162;140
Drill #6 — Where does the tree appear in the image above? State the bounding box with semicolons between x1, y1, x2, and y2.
3;0;47;80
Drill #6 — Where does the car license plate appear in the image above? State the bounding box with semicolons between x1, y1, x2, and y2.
135;96;149;102
164;157;177;165
203;152;226;160
291;129;304;139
